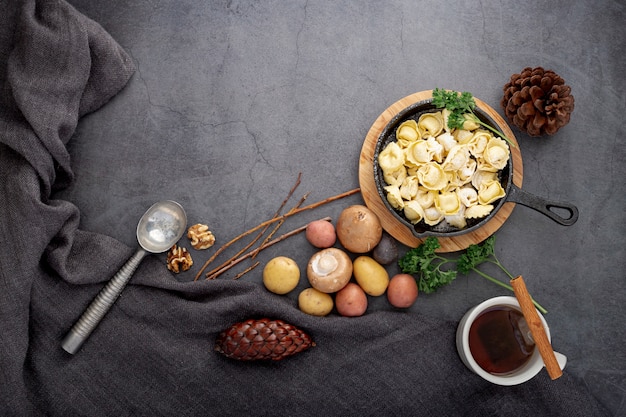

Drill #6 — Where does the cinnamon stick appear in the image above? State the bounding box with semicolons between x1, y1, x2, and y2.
510;276;562;380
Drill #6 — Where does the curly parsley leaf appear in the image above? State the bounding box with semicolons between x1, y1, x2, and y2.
457;235;496;274
447;112;468;130
432;88;515;148
398;237;457;294
456;91;476;113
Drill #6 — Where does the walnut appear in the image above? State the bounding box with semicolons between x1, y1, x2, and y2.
166;245;193;273
187;223;216;250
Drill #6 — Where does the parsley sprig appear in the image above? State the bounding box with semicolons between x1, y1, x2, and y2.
398;236;546;313
397;237;457;293
432;88;515;148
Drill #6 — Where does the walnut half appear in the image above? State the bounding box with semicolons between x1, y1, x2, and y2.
187;223;216;250
167;245;193;273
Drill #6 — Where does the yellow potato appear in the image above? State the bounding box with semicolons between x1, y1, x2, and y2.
263;256;300;295
298;288;334;316
352;256;389;296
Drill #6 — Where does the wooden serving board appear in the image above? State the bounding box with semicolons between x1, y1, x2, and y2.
358;90;523;253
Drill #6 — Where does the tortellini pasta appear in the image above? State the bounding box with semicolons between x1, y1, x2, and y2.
384;185;405;210
405;140;433;166
418;112;444;137
396;120;420;147
378;141;404;172
441;144;470;172
417;162;448;191
478;179;506;205
383;167;407;187
423;206;445;226
435;191;461;216
465;204;494;219
403;200;425;224
457;186;479;207
378;109;511;230
482;137;510;171
399;176;420;200
445;206;467;230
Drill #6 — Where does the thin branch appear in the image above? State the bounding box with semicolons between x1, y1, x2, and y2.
206;217;332;280
203;192;309;279
252;192;310;260
195;187;360;280
232;261;260;280
204;191;309;277
194;172;302;281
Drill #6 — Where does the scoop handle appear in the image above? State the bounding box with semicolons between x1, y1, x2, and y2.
62;248;147;354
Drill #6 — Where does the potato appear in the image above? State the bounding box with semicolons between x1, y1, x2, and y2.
336;205;382;253
305;219;336;248
352;256;389;296
372;233;398;265
298;288;334;316
263;256;300;295
335;283;368;317
387;274;418;308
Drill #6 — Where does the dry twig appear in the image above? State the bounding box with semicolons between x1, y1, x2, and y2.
252;192;310;259
206;217;331;280
232;261;260;280
194;186;361;281
194;173;302;281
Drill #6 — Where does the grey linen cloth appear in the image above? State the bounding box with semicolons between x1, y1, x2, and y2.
0;1;610;416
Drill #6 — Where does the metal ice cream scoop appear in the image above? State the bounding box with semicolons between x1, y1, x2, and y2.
62;200;187;354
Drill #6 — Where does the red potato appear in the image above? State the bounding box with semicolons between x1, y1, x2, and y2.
335;283;368;317
305;220;336;248
387;274;418;308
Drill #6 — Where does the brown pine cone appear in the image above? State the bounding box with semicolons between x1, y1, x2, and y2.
215;318;315;361
501;67;574;136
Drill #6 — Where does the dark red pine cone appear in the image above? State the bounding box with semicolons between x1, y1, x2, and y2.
215;318;315;361
501;67;574;136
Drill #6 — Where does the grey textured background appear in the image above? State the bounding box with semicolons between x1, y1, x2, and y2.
59;0;625;414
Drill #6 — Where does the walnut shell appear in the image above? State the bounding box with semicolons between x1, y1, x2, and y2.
166;245;193;273
187;223;215;250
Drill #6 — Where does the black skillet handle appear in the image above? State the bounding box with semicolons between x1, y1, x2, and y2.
506;185;579;226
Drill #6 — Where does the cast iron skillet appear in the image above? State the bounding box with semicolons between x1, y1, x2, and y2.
373;99;579;238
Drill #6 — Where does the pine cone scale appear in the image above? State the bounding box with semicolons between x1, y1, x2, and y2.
529;85;543;102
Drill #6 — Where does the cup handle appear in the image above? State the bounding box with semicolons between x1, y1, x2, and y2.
552;352;568;370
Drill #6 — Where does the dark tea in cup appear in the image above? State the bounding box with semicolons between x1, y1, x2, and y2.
468;305;535;374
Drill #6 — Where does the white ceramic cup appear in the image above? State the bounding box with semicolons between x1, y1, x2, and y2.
456;296;567;386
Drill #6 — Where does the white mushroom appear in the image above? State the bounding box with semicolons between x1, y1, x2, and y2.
306;248;353;293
